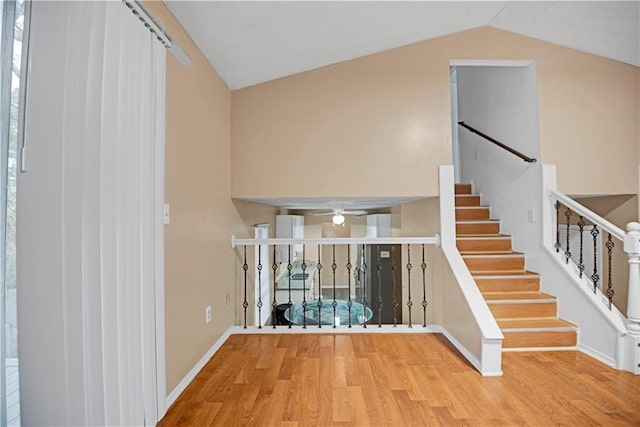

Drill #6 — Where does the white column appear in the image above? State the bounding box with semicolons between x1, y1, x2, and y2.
625;222;640;335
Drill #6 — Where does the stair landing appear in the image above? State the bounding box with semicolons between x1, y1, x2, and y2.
455;184;577;350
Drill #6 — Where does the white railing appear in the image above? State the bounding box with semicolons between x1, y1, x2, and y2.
548;188;639;333
231;236;439;330
541;165;639;374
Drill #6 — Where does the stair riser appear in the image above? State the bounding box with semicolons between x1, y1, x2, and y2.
475;278;540;293
456;223;500;235
464;257;525;272
456;208;490;221
503;331;577;348
455;196;481;207
457;239;512;252
490;302;557;318
455;184;472;195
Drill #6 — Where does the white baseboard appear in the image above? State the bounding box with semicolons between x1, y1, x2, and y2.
436;326;484;374
578;343;617;369
228;324;443;334
166;327;233;408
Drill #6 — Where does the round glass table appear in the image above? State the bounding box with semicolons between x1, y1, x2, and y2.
283;299;373;326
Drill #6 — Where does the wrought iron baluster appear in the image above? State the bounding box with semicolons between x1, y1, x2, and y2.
257;245;263;329
272;248;278;329
287;246;293;329
564;208;572;264
591;225;600;293
421;244;428;328
362;244;368;328
331;244;337;328
301;245;307;329
392;246;398;327
554;201;561;253
377;246;383;328
577;216;585;278
242;246;249;329
347;245;352;328
317;244;323;328
605;233;615;309
406;245;413;328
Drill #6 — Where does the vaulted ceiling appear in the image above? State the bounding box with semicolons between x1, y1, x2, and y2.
165;1;640;90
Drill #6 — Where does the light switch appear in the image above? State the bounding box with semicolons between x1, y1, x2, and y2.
527;208;535;223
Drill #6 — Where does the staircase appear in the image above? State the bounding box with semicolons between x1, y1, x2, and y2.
454;184;578;350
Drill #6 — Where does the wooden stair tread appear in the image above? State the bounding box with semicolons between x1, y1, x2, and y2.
463;251;523;258
457;234;511;240
483;292;555;301
497;318;577;331
459;250;513;255
454;184;472;194
472;270;539;277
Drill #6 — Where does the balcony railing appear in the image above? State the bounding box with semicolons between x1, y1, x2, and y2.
231;236;439;330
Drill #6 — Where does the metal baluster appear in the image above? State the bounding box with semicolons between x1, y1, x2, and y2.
565;208;572;264
554;201;561;253
347;245;352;328
272;248;278;328
257;245;263;329
287;246;293;329
317;244;323;328
362;244;368;328
377;246;383;328
421;244;428;328
605;233;615;309
331;245;337;328
591;225;600;293
301;245;307;329
242;246;249;329
406;245;413;328
577;216;585;278
392;246;398;327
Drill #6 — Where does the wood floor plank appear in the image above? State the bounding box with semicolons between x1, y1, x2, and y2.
158;334;640;426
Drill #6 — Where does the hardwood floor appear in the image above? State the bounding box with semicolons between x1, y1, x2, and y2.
158;334;640;426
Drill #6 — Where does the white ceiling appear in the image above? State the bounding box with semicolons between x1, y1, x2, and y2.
165;1;640;90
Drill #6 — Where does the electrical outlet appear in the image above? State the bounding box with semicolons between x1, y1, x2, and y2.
163;203;170;225
205;305;212;324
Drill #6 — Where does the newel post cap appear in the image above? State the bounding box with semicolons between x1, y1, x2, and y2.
624;223;640;254
627;222;640;233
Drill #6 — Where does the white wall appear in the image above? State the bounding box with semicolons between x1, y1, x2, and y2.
457;64;543;260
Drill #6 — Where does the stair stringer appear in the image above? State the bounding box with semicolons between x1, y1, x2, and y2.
439;166;504;376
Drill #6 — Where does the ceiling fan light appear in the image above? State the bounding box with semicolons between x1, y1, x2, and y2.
332;213;345;225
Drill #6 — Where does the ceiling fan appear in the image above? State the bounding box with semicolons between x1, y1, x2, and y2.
311;205;367;225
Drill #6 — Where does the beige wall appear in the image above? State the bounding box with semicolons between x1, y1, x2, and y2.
232;26;639;199
144;3;274;394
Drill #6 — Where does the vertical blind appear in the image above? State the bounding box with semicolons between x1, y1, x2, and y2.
17;1;165;425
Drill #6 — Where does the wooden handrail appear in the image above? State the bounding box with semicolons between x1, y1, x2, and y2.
458;121;537;163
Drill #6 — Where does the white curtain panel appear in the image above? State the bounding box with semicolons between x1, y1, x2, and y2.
17;1;165;426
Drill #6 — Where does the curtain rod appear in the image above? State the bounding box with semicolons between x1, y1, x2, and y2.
124;0;193;68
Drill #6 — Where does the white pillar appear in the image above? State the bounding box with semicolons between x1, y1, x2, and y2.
624;222;640;335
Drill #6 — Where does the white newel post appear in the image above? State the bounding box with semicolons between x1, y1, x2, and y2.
625;222;640;335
